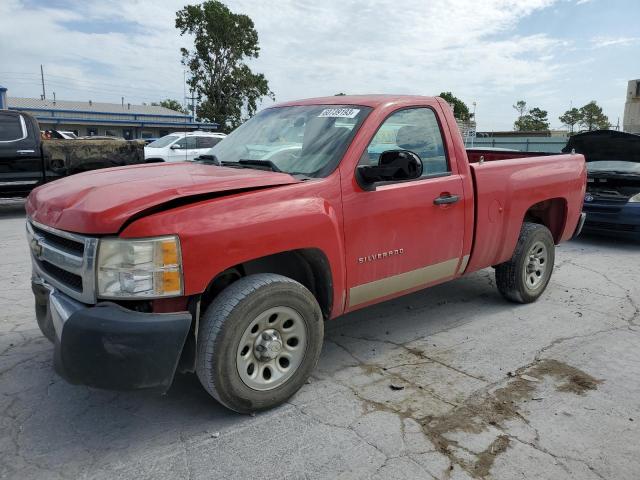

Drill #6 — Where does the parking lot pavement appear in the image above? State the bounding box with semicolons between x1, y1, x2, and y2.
0;202;638;480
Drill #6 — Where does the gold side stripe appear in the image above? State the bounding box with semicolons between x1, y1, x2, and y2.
348;257;459;307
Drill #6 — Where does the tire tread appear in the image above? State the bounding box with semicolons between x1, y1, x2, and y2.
495;222;554;304
196;273;319;411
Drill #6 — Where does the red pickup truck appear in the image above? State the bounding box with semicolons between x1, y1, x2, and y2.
26;95;586;412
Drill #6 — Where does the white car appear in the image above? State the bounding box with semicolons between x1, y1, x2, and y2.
144;131;227;162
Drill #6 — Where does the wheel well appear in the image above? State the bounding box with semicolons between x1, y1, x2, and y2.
144;158;164;163
200;249;334;320
524;198;567;243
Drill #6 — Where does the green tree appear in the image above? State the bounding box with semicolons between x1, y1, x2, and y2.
514;107;550;131
439;92;470;120
558;107;582;134
578;101;609;131
176;1;273;130
152;99;188;115
513;100;527;120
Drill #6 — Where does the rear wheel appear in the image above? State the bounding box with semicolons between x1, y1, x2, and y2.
495;222;555;303
196;274;324;413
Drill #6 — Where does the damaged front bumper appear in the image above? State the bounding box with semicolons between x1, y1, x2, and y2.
32;277;191;391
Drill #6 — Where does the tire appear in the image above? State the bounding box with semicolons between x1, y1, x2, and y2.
196;273;324;413
495;222;555;304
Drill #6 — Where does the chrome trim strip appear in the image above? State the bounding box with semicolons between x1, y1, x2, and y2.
26;219;98;304
458;254;470;274
29;218;89;243
0;180;38;186
349;257;459;307
573;212;587;239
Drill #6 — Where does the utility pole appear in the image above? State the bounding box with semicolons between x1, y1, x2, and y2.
40;64;46;100
183;69;187;113
187;90;197;122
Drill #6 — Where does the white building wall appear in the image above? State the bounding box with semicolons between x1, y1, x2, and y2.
623;79;640;134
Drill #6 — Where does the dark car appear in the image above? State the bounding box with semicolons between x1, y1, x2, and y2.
563;130;640;240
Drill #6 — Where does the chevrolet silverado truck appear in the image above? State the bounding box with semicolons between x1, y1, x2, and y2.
26;95;586;413
0;110;144;197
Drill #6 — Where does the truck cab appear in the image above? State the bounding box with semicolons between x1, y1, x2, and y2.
25;95;586;413
0;110;44;196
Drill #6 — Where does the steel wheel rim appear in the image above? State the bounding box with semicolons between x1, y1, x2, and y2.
523;240;548;290
236;306;307;391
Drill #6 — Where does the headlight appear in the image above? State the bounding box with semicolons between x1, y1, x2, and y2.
97;236;182;299
629;193;640;203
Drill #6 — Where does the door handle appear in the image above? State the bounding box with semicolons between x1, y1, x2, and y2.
17;150;35;154
433;194;459;205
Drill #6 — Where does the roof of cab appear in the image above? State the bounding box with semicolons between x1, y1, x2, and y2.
272;94;440;109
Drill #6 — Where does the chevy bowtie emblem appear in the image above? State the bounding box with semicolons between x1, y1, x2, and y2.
30;237;43;258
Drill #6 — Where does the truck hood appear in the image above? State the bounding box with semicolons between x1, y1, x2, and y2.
26;162;300;234
562;130;640;163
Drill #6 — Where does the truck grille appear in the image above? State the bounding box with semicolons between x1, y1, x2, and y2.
39;260;84;292
31;224;85;255
27;220;98;303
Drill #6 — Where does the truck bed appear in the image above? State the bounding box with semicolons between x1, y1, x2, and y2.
43;139;145;174
465;153;586;275
466;148;552;163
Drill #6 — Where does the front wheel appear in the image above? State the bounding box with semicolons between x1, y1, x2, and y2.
495;222;555;303
196;274;324;413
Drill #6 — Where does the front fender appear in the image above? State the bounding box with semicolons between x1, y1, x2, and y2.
121;179;347;317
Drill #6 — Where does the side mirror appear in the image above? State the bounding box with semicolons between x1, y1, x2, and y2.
357;150;423;189
170;144;181;150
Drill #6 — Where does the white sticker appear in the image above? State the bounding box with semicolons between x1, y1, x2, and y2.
318;108;360;118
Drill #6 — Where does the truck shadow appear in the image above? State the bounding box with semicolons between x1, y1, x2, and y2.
9;259;590;474
6;270;515;467
573;232;639;249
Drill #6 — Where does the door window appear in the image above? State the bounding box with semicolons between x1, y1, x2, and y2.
364;108;449;177
0;115;25;142
173;136;197;149
196;136;223;148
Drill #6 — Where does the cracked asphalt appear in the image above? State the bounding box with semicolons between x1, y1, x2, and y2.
1;199;639;479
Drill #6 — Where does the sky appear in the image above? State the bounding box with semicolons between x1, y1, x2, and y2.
1;0;638;131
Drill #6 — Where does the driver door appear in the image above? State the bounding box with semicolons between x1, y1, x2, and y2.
0;112;43;192
341;106;466;310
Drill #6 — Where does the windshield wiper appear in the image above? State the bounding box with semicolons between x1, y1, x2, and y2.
195;154;221;166
237;159;283;173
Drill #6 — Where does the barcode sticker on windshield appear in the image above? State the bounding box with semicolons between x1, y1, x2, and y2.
318;108;360;118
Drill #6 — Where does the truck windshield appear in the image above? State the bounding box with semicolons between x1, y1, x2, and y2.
208;105;371;177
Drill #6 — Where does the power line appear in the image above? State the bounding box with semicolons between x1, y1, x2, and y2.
0;70;185;100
